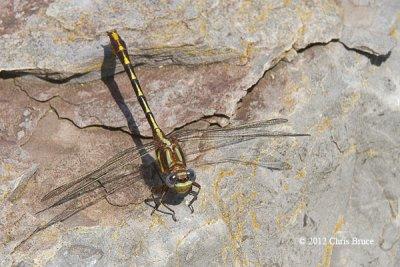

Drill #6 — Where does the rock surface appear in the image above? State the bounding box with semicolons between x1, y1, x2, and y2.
1;0;399;266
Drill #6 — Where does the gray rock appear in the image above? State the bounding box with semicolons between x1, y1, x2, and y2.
235;40;400;266
0;1;399;266
340;0;398;55
1;0;395;82
2;40;398;266
49;244;104;267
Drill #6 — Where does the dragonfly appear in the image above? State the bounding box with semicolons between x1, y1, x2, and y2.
34;30;309;234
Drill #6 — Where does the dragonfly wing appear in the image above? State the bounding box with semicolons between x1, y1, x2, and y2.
170;118;290;139
35;162;157;234
172;118;309;162
189;157;292;171
34;187;107;235
173;118;308;143
40;141;156;211
103;162;159;206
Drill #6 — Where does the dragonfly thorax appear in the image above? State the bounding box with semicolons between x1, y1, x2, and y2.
156;140;187;174
156;140;196;194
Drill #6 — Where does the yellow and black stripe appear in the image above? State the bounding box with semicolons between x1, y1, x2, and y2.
107;30;167;143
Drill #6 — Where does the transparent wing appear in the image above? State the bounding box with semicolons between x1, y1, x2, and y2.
171;118;289;139
41;118;305;210
171;118;309;157
34;167;150;234
36;118;307;233
190;157;292;171
40;141;156;211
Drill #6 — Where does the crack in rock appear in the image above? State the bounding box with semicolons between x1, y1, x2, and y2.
8;36;394;138
49;105;134;136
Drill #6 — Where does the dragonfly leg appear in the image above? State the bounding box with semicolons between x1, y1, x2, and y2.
187;182;201;213
160;190;177;221
149;192;161;216
144;186;164;214
145;186;177;221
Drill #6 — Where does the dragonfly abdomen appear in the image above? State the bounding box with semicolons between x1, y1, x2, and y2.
107;30;165;142
108;30;197;198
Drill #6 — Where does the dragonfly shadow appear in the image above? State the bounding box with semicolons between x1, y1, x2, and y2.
100;46;188;216
100;45;145;142
100;45;162;202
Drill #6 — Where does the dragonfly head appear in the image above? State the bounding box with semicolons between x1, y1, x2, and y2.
165;169;196;194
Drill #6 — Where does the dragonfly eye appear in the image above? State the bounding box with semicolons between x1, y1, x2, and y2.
165;173;177;188
187;169;196;181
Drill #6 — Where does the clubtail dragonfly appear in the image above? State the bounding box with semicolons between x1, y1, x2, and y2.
36;30;308;232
